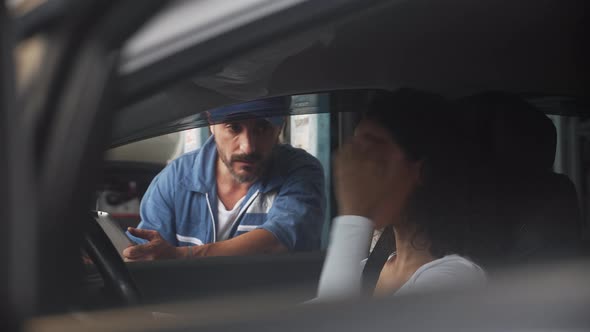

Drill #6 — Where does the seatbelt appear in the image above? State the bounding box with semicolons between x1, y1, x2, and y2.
361;225;395;295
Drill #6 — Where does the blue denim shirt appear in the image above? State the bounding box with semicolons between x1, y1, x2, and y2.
128;136;326;251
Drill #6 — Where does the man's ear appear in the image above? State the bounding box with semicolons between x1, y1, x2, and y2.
209;125;215;135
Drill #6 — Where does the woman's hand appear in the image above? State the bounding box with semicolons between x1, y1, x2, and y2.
333;138;395;220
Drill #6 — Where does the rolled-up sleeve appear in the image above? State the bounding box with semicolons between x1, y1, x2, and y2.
127;165;177;245
258;154;326;251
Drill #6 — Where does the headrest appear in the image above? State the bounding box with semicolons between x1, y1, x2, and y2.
457;92;556;171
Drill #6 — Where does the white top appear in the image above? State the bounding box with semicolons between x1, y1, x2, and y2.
314;215;486;302
395;254;486;296
217;196;246;241
316;215;374;299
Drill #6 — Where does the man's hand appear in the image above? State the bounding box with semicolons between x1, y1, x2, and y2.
122;228;287;261
123;228;181;261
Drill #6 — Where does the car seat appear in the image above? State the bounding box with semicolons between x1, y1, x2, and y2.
456;92;582;266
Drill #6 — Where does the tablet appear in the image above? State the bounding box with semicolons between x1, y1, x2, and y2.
95;211;134;259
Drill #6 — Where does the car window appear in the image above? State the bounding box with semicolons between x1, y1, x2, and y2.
89;91;590;327
106;131;184;164
100;94;333;246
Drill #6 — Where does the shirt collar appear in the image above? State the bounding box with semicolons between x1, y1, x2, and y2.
181;136;285;194
181;136;217;194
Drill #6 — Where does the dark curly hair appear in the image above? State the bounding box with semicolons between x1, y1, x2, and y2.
365;89;483;258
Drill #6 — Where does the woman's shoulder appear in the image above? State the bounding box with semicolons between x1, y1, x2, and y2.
396;254;486;296
419;254;485;274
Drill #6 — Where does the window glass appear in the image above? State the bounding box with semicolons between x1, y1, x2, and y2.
102;94;332;246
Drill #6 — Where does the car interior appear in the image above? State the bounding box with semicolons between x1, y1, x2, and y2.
91;91;588;309
3;0;588;330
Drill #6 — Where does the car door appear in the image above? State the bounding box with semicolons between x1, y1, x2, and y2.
1;3;21;330
7;0;383;325
5;0;168;323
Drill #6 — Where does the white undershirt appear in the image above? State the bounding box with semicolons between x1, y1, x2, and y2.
217;196;246;241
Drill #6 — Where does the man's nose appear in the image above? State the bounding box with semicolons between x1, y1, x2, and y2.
238;130;256;154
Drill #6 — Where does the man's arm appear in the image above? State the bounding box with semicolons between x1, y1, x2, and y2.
123;149;325;261
127;165;177;245
256;151;326;251
186;229;287;257
123;228;286;261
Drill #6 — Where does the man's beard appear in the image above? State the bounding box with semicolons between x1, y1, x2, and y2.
220;152;267;183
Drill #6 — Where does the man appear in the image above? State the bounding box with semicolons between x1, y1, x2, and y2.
123;96;325;261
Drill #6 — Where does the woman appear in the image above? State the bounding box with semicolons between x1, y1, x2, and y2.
328;89;486;297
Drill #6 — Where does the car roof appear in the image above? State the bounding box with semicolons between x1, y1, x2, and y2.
120;0;309;74
121;0;586;99
110;0;587;146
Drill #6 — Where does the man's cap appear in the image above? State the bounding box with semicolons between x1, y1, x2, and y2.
207;96;290;127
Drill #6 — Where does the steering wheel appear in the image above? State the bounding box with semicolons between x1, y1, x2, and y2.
83;212;142;305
